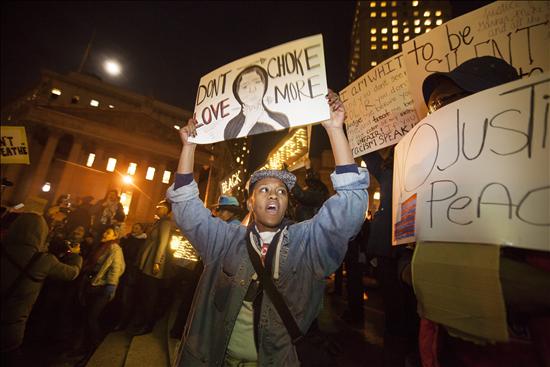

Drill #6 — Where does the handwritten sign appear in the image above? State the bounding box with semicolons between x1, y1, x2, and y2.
392;74;549;251
191;34;329;144
402;1;550;118
1;126;30;164
341;52;419;157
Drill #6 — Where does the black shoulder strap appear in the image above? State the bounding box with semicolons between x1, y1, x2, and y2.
245;230;305;344
1;247;44;301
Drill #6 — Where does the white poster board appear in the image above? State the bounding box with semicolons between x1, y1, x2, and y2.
402;1;550;118
340;52;419;157
191;34;329;144
392;74;549;251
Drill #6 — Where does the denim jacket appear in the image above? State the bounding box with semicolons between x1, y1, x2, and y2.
166;168;369;367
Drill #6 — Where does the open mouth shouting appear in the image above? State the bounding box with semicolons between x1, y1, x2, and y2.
266;201;279;214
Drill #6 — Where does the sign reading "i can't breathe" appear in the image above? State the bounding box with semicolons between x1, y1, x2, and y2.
1;126;30;164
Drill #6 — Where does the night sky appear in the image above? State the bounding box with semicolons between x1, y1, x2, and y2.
1;1;490;112
1;1;358;111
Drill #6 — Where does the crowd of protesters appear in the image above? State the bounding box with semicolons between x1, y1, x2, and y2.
1;56;549;367
0;189;191;367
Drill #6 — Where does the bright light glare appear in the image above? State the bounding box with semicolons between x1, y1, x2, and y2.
104;60;121;76
42;182;51;192
122;175;133;184
374;192;381;200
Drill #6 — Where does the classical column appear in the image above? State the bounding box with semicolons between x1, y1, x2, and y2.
55;137;83;199
27;131;61;199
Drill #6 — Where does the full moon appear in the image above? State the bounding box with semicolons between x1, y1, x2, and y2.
104;60;121;76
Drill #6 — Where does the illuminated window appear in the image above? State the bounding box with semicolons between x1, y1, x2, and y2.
108;104;115;109
127;162;137;175
371;11;377;17
436;19;443;25
370;1;376;7
86;153;95;167
391;1;397;6
90;99;99;107
412;0;419;6
381;11;387;17
425;28;432;33
371;36;377;41
370;28;377;34
162;170;171;184
392;19;398;25
106;158;117;172
392;35;399;41
414;19;420;25
424;11;431;17
392;27;398;33
371;61;378;66
404;27;410;33
425;19;432;25
403;20;408;26
51;88;61;96
382;44;388;50
414;10;419;16
435;10;442;16
381;28;388;34
392;11;397;17
382;36;388;41
393;44;399;50
404;35;410;41
381;1;386;6
371;44;377;50
415;27;421;34
146;167;155;181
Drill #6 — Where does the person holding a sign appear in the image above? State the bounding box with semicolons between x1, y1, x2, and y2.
409;56;550;367
224;65;290;140
168;90;369;366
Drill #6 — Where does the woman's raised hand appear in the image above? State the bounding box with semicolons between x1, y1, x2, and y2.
179;118;198;146
322;89;346;130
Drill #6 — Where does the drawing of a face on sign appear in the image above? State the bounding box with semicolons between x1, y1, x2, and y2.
224;65;290;140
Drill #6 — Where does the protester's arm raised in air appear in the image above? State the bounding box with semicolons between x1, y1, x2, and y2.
168;119;243;263
300;90;370;278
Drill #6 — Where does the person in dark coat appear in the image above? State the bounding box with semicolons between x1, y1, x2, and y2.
114;223;147;330
66;196;94;234
1;213;82;366
129;200;173;335
291;164;329;222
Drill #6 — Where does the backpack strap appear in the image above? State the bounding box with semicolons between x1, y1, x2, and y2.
245;228;304;344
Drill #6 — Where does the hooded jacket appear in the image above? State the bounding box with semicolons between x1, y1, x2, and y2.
1;213;82;352
167;167;369;366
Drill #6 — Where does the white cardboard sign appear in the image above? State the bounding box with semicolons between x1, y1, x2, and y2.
392;74;549;251
402;1;550;118
191;34;329;144
340;52;419;157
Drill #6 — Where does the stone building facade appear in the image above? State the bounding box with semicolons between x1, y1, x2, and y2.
1;69;213;226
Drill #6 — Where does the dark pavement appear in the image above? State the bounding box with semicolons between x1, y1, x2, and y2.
18;274;391;367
